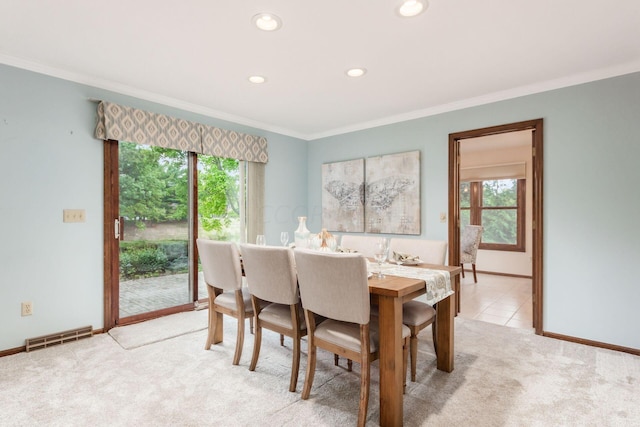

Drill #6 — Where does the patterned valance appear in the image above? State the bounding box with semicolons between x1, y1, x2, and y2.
201;125;268;163
95;101;268;163
95;102;201;152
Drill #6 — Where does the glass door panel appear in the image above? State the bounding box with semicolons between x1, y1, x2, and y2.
196;156;241;301
118;142;191;318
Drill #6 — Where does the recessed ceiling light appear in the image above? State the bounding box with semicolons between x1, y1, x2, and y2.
252;13;282;31
248;75;266;84
397;0;428;17
346;68;367;78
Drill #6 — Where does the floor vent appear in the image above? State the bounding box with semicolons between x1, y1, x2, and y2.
25;325;93;352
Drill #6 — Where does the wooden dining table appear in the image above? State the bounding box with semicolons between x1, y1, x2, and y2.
368;263;461;427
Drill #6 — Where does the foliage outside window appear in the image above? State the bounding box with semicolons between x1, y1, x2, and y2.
118;142;241;279
460;178;525;252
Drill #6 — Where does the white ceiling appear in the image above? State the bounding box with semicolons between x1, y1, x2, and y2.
1;0;639;140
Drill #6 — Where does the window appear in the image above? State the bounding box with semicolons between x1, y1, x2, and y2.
460;178;525;251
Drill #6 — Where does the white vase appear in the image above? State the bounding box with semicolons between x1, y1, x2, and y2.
294;216;310;248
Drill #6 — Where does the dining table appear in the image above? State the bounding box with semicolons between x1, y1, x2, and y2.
368;262;461;427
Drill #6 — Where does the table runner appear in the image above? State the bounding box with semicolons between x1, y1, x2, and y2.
382;265;452;305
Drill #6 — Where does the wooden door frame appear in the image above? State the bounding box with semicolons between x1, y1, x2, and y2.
102;140;201;331
448;119;544;334
103;140;119;330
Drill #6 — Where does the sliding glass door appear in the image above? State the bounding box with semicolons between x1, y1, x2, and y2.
103;140;244;326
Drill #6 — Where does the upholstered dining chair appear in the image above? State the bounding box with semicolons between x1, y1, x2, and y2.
389;238;448;382
196;238;253;365
239;243;306;392
389;238;447;265
294;249;410;427
460;225;483;283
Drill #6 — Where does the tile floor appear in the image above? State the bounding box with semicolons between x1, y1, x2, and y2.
458;271;533;329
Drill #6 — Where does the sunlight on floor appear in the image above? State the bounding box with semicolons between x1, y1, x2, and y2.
458;272;533;329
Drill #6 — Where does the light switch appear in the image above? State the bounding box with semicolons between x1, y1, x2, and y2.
63;209;86;223
439;212;447;223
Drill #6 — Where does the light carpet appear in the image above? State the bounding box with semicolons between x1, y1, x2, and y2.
1;312;638;426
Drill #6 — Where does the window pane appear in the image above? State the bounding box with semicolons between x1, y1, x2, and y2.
482;179;517;207
197;155;241;242
460;209;470;228
481;209;517;244
460;182;471;208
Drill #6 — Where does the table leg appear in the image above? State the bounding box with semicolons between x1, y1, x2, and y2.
435;294;455;372
377;294;404;426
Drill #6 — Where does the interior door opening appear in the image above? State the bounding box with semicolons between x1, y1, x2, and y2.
449;119;543;334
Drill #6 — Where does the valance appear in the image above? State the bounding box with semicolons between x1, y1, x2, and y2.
95;101;268;163
460;162;526;182
95;102;201;152
201;125;268;163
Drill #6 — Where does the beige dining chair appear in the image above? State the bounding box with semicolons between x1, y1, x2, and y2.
339;234;382;258
460;225;483;283
196;238;253;365
239;243;306;392
389;238;447;264
294;249;410;427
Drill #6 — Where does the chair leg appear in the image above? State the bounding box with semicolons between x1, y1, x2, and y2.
205;288;218;350
250;317;254;334
472;263;478;283
409;334;418;382
403;337;409;393
302;311;317;400
280;334;285;346
432;321;438;356
249;324;262;371
290;335;301;392
233;316;244;365
205;307;215;350
460;263;465;278
302;340;317;400
334;354;339;366
358;346;370;427
347;359;353;372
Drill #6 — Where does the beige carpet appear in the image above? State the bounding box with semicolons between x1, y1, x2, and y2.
1;312;638;426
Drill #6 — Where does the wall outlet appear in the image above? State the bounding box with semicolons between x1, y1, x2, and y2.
21;301;33;316
63;209;86;223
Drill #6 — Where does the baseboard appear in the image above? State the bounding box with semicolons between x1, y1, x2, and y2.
543;331;640;356
0;346;25;357
463;269;532;279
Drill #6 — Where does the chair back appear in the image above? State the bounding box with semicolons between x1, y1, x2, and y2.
196;239;242;291
460;225;483;261
239;244;299;305
389;238;447;264
340;235;383;258
294;249;370;325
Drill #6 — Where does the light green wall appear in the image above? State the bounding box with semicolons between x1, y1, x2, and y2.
308;72;640;349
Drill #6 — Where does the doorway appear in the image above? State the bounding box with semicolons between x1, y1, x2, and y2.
449;119;543;334
103;140;200;328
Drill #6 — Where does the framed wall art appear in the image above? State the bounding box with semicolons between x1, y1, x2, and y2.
321;158;365;232
365;150;420;234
